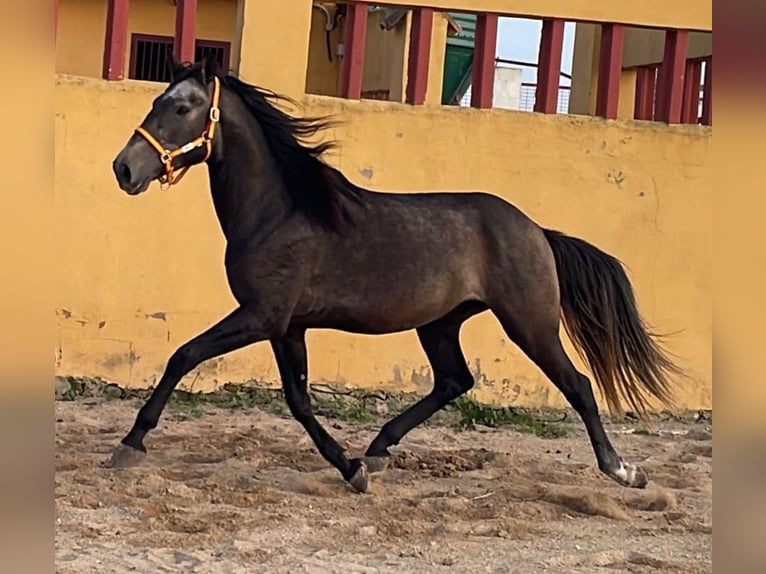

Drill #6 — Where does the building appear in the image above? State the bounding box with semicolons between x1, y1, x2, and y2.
54;1;712;412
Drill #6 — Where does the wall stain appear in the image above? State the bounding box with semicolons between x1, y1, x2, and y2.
145;312;167;321
358;167;374;180
410;366;432;388
607;169;625;188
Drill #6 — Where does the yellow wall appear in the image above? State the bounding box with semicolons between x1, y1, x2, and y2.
56;0;107;77
305;4;345;97
56;0;239;79
305;6;448;106
361;10;411;102
54;75;712;412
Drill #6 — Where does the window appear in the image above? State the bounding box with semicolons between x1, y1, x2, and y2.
129;34;232;83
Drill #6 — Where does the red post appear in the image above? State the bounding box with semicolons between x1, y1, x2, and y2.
174;0;197;64
681;58;703;124
470;13;498;109
534;19;565;114
655;30;689;124
405;8;434;105
595;24;624;120
340;2;368;99
701;57;712;126
634;66;657;120
102;0;130;80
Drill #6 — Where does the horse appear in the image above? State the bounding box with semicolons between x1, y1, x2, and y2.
109;58;682;494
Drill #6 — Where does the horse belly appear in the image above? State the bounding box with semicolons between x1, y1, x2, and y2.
302;266;482;334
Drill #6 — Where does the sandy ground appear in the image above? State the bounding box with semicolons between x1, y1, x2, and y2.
55;396;712;574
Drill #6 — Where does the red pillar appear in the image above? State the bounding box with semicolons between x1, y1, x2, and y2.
701;57;712;126
174;0;197;64
102;0;130;80
340;2;368;99
534;19;565;114
634;66;657;120
681;58;703;124
655;30;689;124
55;0;59;42
405;8;434;105
470;13;498;109
595;24;624;119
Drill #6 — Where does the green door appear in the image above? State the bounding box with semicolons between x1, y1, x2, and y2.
441;13;477;105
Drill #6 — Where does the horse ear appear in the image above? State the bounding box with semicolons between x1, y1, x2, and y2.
167;51;183;81
200;55;220;84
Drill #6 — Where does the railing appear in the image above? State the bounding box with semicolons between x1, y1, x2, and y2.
64;0;712;127
338;2;711;125
461;83;570;114
458;57;571;114
633;56;711;125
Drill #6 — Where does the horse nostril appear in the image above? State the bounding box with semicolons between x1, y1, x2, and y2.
120;162;132;184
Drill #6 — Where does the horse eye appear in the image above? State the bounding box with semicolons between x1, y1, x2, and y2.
176;106;190;116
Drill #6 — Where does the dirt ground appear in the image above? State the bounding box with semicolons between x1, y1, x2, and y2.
55;396;712;574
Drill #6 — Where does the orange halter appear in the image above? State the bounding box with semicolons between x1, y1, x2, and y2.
134;76;222;190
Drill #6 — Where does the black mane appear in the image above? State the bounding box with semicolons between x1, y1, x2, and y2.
170;60;366;230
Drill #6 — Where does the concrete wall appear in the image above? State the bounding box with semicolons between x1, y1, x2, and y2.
54;75;712;412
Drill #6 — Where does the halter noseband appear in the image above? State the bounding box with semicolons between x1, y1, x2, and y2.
134;76;222;190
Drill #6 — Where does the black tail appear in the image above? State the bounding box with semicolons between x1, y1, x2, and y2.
543;229;683;417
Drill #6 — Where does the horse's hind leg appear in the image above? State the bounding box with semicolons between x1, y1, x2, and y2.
364;306;477;471
493;305;647;488
271;328;369;493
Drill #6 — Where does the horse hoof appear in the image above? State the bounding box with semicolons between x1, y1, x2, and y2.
607;460;648;489
348;460;369;493
109;443;146;468
361;455;390;474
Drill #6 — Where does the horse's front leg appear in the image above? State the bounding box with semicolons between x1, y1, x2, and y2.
109;305;276;467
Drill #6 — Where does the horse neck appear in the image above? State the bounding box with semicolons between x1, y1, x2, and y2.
206;91;292;246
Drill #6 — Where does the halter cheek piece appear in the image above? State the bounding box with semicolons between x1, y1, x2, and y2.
134;76;222;190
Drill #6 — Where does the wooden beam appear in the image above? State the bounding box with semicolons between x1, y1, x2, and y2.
470;13;498;109
634;66;657;120
534;18;565;114
102;0;130;80
655;30;688;124
340;2;368;99
701;57;712;125
405;8;434;105
174;0;197;64
595;24;624;119
681;58;703;124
